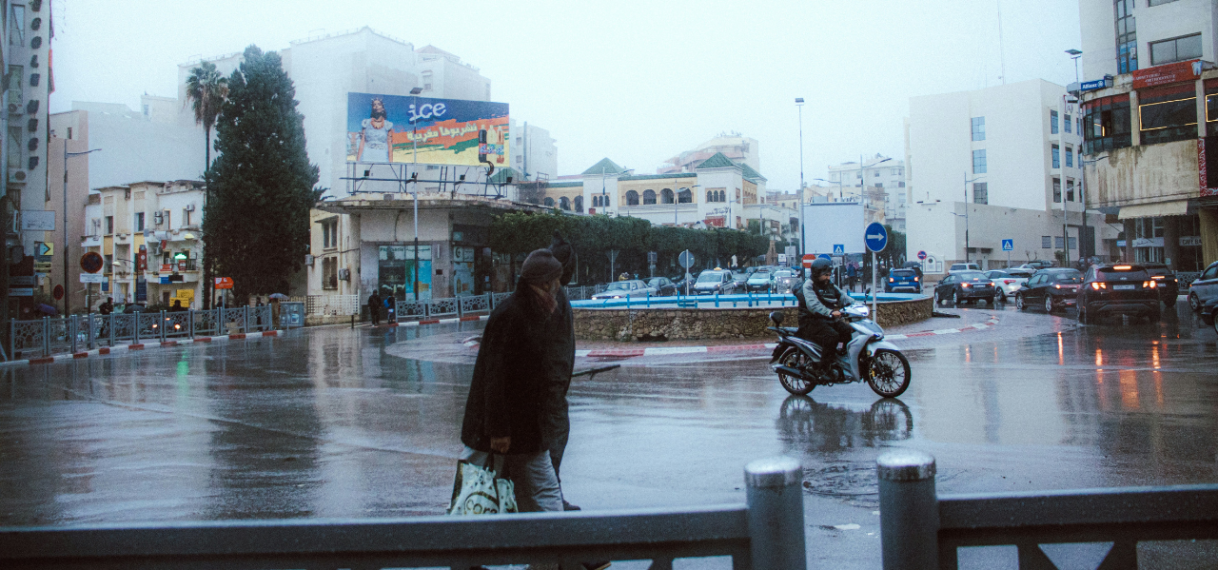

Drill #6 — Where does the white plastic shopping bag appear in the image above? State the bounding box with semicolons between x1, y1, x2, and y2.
447;451;518;515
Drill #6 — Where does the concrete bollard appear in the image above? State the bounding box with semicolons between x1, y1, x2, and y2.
878;449;938;570
745;456;806;570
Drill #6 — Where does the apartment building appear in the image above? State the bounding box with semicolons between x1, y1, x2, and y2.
826;155;908;231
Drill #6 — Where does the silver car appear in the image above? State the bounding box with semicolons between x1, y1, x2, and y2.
984;270;1028;302
591;280;650;300
771;270;802;294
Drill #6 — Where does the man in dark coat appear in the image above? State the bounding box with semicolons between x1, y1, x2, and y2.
460;248;566;513
367;290;381;326
545;231;579;510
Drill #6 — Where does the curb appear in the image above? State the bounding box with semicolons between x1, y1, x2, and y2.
374;315;490;329
572;315;1004;360
4;329;286;368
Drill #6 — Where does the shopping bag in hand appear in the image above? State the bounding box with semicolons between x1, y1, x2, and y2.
447;454;518;515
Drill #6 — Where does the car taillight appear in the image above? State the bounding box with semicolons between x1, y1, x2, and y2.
889;278;895;282
1003;279;1014;285
1151;275;1165;280
961;283;970;288
914;276;919;282
1090;282;1106;290
1054;284;1061;289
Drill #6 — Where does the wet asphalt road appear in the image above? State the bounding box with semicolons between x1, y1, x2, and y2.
1;300;1217;568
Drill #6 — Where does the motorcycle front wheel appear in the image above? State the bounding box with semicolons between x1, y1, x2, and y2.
776;347;816;395
865;349;911;398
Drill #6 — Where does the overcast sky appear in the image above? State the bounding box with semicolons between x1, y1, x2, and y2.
49;0;1081;191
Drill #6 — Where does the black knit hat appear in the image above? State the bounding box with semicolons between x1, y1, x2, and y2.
550;231;577;283
520;248;563;284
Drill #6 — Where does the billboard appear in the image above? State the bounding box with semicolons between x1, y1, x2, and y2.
801;202;865;256
347;92;509;166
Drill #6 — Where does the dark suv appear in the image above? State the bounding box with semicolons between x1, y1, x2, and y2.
1141;264;1179;307
1077;264;1161;324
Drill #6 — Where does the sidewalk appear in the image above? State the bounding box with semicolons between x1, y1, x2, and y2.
0;329;286;368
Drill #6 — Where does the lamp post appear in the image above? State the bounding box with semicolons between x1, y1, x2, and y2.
796;98;806;257
963;173;985;264
409;86;422;302
63;141;102;316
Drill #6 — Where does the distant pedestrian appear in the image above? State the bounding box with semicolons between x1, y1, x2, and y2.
384;293;396;322
367;289;381;326
171;300;186;312
98;297;113;316
846;262;858;292
460;248;566;513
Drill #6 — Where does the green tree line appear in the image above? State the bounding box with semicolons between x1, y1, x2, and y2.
490;212;775;284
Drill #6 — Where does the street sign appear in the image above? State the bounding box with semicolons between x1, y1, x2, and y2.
53;284;64;300
817;253;832;261
10;276;34;286
215;277;234;290
81;251;105;273
678;249;695;269
10;288;33;297
34;241;53;261
1002;239;1014;251
1080;78;1110;92
34;262;52;273
917;250;927;260
833;244;845;255
865;222;888;253
80;273;105;284
647;251;657;264
777;253;787;264
20;210;55;231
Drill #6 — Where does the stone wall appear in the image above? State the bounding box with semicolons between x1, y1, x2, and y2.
573;296;932;341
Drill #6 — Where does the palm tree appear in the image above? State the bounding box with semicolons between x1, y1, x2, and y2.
184;61;228;170
185;61;227;310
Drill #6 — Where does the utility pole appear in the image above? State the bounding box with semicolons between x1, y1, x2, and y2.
62;141;102;316
796;98;805;258
410;87;422;302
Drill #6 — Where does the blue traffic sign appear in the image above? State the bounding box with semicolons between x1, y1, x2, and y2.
817;253;832;261
864;222;888;253
833;244;845;255
1002;239;1014;251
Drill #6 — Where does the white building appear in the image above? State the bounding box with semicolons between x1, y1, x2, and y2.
905;79;1108;272
657;133;760;175
825;155;908;232
508;119;557;182
1075;0;1218;273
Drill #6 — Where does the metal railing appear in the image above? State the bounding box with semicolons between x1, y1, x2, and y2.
0;456;806;570
7;306;276;360
307;294;361;316
876;449;1218;570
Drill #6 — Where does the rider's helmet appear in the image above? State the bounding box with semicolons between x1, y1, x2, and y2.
810;258;834;279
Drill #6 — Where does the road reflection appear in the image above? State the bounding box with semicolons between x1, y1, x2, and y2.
776;395;912;454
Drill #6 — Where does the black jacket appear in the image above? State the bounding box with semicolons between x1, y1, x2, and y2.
544;288;576;439
461;291;562;454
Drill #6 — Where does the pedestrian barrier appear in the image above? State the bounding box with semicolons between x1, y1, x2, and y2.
876;449;1218;570
306;294;360;316
6;306;275;360
0;456;806;570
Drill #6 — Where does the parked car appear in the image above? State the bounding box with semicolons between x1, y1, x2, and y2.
1187;260;1218;313
746;268;775;292
1011;261;1052;272
1199;296;1218;334
933;271;996;306
884;268;922;293
692;270;737;295
591;280;649;300
984;270;1028;302
948;263;980;274
731;271;750;287
1015;268;1083;313
771;270;802;294
1141;264;1179;308
647;277;677;297
1077;264;1160;323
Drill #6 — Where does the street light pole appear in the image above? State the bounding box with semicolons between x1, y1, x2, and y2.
962;173;985;265
63;140;102;316
796;98;805;258
410;87;422;302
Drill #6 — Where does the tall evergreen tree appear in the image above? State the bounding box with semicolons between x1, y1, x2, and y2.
204;46;320;302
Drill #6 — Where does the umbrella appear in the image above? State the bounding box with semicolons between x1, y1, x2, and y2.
268;293;290;300
37;303;57;315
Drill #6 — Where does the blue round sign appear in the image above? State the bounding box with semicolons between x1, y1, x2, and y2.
817;253;832;261
865;222;888;253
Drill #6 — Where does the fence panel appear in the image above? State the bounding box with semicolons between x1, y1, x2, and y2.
306;294;360;316
458;294;491;316
47;318;72;355
222;308;246;334
427;297;459;319
163;312;192;338
394;299;427;320
112;314;137;344
10;319;46;358
493;292;512;307
192;309;218;337
138;313;164;342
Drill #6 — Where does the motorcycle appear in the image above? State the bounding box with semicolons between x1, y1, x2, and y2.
767;304;911;398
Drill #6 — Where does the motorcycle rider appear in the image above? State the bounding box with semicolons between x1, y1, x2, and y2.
796;258;856;375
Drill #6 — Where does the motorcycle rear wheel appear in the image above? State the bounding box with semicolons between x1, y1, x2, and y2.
865;349;911;398
777;347;816;395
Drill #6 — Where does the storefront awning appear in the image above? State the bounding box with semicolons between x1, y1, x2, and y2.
1117;200;1190;220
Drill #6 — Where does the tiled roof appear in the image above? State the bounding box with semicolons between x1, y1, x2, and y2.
620;172;698;182
740;163;766;181
582;158;625;175
695;152;737;169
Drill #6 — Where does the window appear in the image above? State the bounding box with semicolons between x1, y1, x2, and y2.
135;212;144;232
574;195;583;213
321;218;338;249
1052;144;1060;169
1139;82;1197;146
1064;113;1072;134
6;64;23;107
706;189;725;203
104;254;113;274
643;189;656;205
105;216;114;234
972;182;988;205
1150;34;1203;66
972;149;987;174
626;190;639;206
1083;94;1133;154
1067;179;1075;202
1053;178;1062;203
543;197;555;207
678;188;692;203
559;196;571;210
1065;145;1074;168
971;117;985;141
8;4;22;46
660;188;674;204
322;257;338;290
1055;236;1065;249
1042;236;1053;249
1051;110;1059;134
6;126;20;169
1114;0;1137;73
1077;117;1082;134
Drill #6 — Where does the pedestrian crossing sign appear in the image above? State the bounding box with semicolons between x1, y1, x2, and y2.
833;244;845;255
1002;239;1014;251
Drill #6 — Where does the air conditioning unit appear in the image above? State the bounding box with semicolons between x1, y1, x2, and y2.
184;203;195;212
8;170;26;184
7;103;18;114
153;212;163;226
305;254;314;267
338;268;350;281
